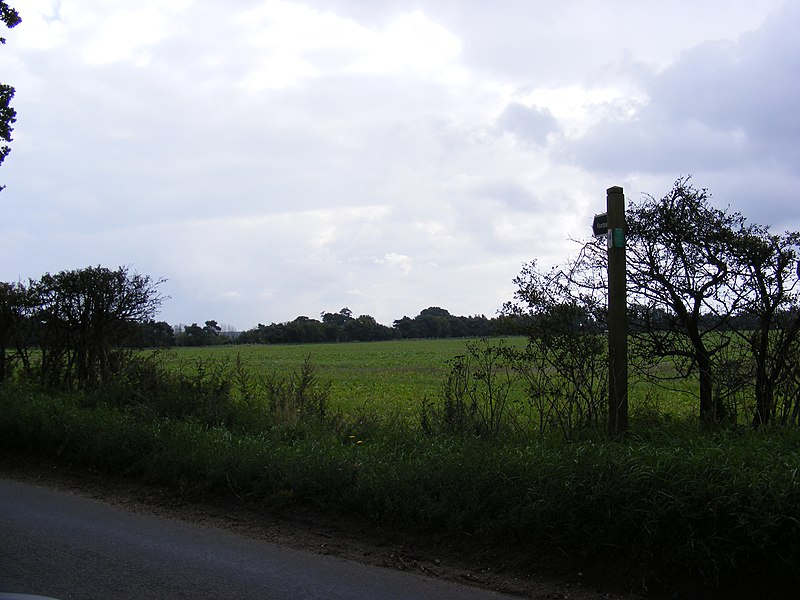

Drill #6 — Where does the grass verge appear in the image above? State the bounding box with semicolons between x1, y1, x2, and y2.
2;382;800;597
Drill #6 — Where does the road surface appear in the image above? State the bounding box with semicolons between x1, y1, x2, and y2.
0;478;518;600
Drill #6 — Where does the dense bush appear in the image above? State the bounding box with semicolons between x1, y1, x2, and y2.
422;337;606;440
422;339;520;437
0;266;164;389
97;352;331;435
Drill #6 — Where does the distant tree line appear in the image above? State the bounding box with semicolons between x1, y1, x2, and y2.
236;307;506;345
4;268;479;378
94;307;509;348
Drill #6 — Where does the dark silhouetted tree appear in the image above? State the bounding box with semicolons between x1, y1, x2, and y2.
6;266;165;388
625;177;750;424
0;1;21;191
728;228;800;426
127;320;175;348
507;176;800;428
0;280;25;381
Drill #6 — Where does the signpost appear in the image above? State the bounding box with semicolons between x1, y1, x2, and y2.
596;187;628;435
592;212;608;237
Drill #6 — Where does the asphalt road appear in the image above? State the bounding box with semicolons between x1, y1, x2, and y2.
0;478;518;600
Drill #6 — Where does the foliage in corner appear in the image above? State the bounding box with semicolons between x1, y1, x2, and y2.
0;1;21;190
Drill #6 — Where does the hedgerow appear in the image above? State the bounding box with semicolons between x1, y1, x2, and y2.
3;375;800;596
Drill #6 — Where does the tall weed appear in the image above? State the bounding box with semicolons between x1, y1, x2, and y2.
262;355;329;428
96;352;330;434
422;339;520;437
423;336;606;439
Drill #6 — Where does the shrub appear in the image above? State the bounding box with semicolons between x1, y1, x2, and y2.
262;355;329;428
421;338;520;437
96;352;331;435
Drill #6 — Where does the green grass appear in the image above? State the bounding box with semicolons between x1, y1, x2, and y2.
3;382;800;595
157;339;526;419
159;338;704;426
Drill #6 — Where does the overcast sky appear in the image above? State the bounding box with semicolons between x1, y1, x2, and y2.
2;0;799;330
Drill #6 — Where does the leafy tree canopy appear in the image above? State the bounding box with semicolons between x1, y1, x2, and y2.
0;1;21;190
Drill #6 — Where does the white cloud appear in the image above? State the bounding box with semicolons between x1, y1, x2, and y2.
346;11;465;82
15;0;67;50
2;0;797;329
233;3;466;90
81;6;169;65
380;252;413;274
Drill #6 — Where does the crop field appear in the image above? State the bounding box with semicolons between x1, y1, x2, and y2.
156;338;504;419
153;337;699;424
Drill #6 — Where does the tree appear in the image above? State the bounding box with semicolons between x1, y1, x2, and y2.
321;307;353;326
502;253;609;436
728;228;800;426
31;266;165;388
341;314;395;341
393;308;500;340
507;177;800;429
176;323;206;346
392;316;417;338
285;316;324;343
203;319;222;336
126;320;175;348
0;280;25;381
0;1;21;191
321;308;353;341
237;323;270;344
624;177;800;426
624;177;753;424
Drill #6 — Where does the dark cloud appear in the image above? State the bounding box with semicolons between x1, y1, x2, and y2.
497;102;558;145
565;109;750;174
650;6;800;164
568;2;800;175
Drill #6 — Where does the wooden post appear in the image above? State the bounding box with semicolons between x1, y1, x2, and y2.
607;186;628;435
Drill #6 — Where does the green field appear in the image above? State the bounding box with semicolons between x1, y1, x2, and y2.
157;338;521;419
156;337;699;425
